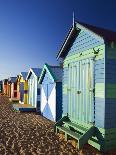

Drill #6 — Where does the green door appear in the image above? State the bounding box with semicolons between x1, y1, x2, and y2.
68;58;94;124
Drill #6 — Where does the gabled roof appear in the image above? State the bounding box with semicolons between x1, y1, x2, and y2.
9;77;17;83
38;63;62;84
57;24;79;59
57;21;116;59
31;68;42;77
20;72;28;80
78;22;116;41
26;68;42;80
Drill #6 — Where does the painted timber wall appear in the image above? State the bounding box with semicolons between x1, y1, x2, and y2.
63;25;105;126
39;64;62;122
11;82;17;99
56;22;116;151
27;68;41;110
105;44;116;128
17;73;28;104
2;79;8;95
9;77;19;101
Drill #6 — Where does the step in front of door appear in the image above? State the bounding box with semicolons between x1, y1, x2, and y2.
56;122;95;150
63;121;88;134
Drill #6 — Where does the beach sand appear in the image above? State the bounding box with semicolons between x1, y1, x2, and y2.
0;95;115;155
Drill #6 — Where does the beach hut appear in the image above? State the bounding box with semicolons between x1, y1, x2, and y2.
26;68;41;110
0;81;3;93
38;63;62;122
9;77;19;102
55;20;116;151
17;72;28;104
2;79;8;95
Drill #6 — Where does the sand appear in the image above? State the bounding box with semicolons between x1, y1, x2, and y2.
0;95;115;155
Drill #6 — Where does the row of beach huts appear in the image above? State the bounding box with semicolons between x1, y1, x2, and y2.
0;64;62;122
0;20;116;152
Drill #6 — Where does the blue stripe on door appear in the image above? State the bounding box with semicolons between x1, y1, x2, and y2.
48;83;54;98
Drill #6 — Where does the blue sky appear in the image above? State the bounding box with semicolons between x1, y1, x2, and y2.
0;0;116;80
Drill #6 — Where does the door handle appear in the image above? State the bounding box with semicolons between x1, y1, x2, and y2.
77;90;81;94
89;88;95;93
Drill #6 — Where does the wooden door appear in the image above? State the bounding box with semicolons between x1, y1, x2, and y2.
68;58;94;124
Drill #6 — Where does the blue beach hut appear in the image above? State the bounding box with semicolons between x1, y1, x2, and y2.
38;63;62;122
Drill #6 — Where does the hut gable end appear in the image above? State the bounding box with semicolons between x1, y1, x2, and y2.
66;25;104;58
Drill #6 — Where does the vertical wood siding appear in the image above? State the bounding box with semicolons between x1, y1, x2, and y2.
28;73;40;108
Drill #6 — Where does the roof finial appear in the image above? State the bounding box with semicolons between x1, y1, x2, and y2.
73;11;75;27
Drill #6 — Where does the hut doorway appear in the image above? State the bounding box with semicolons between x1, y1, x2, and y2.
20;82;24;102
67;58;94;124
41;79;55;121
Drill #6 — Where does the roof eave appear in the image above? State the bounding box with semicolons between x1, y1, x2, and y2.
56;25;79;60
38;63;56;84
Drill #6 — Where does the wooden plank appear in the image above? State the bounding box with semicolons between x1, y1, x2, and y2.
63;121;88;133
56;126;81;139
64;44;104;65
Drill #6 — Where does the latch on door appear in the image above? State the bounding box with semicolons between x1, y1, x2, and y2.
77;90;81;94
89;88;95;93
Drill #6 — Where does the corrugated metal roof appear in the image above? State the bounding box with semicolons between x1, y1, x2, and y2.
21;72;28;80
31;68;42;77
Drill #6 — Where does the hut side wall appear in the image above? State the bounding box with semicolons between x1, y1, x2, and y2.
56;82;62;121
105;44;116;128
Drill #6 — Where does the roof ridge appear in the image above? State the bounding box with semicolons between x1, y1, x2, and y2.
77;21;116;33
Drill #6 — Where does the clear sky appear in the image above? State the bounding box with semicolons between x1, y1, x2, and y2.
0;0;116;80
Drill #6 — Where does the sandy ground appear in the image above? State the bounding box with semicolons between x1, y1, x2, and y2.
0;95;115;155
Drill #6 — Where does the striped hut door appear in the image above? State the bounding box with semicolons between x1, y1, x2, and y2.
47;81;55;121
29;79;32;105
32;79;36;107
41;81;48;117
